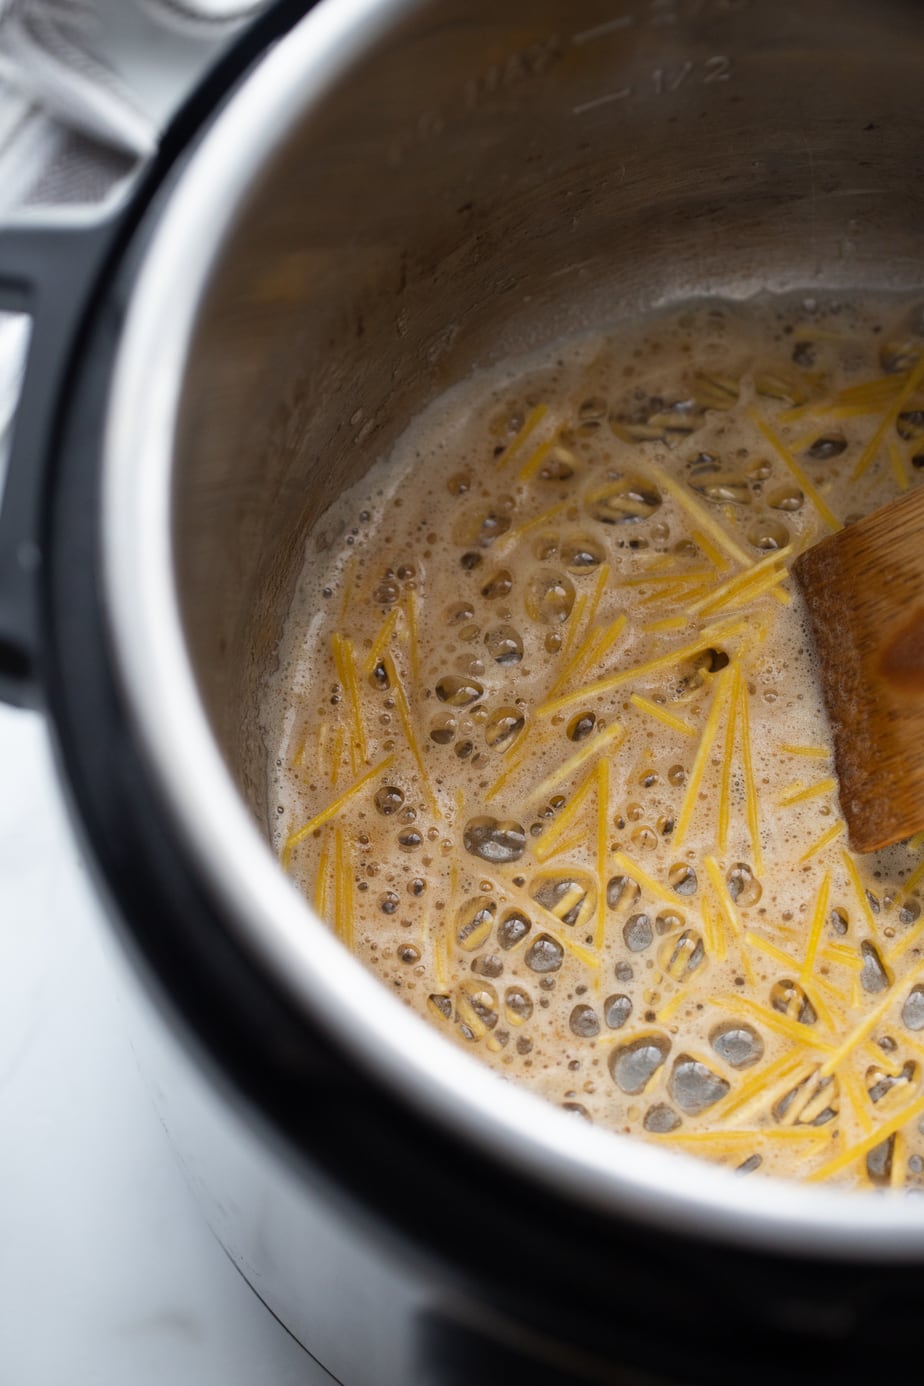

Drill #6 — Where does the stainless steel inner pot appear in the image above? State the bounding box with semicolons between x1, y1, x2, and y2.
105;0;924;1258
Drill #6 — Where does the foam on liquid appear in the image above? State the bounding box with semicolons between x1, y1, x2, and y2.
269;293;924;1189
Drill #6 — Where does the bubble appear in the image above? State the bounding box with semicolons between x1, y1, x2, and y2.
567;712;596;742
481;568;513;600
398;829;423;851
604;993;632;1029
669;863;698;896
369;660;389;691
562;1101;591;1119
710;1021;764;1069
562;534;604;573
644;1103;681;1133
373;578;401;605
430;712;457;744
472;954;504;978
456;980;500;1038
689;454;751;506
484;625;524;664
866;1135;895;1186
380;891;399;915
754;370;809;406
904;986;924;1031
655;910;683;937
767;483;804;512
860;941;891;994
623;913;653;952
585;476;662;524
867;1060;916;1105
498;910;532;950
375;785;405;816
607;875;641;910
463;816;526;863
900;900;922;926
747;518;790;550
539;451;577;482
830;906;849;934
792;341;815;368
485;706;525;748
427;994;452;1021
727;862;762;907
455;896;496;951
774;1069;838;1126
770;978;816;1025
570;1004;600;1038
806;434;847;461
526;570;575;624
692;371;740;411
669;1055;730;1114
897;411;924;443
881;338;918;374
609;1034;671;1095
533;534;558;562
452;506;512;549
460;552;482;571
578;396;608;427
525;934;565;973
631;825;658;851
532;873;596;929
447;470;471;496
657;929;704;981
436;674;484;706
398;944;421;964
447;601;475;624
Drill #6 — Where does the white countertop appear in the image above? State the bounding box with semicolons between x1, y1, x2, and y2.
0;707;332;1384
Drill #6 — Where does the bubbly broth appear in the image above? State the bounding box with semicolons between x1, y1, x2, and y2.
270;293;924;1188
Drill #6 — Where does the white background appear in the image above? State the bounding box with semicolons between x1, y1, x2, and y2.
0;708;333;1383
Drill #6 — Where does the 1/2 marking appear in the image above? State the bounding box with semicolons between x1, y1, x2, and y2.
574;55;733;114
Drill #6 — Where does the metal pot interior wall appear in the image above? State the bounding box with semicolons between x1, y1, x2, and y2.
169;0;924;830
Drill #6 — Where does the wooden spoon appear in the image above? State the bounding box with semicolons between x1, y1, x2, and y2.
794;484;924;854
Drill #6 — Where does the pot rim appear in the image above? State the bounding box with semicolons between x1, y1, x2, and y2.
102;0;924;1257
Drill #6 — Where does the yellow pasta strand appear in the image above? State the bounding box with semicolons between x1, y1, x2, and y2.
689;546;791;618
749;411;842;531
674;668;734;847
779;778;837;807
381;652;440;819
807;1090;924;1182
800;872;832;985
536;621;744;718
638;459;751;565
527;720;625;814
629;693;696;737
595;758;609;949
495;402;548;469
283;755;394;865
331;633;368;767
517;435;558;484
851;351;924;481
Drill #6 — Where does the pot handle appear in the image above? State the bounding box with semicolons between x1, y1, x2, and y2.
0;1;315;712
0;214;120;709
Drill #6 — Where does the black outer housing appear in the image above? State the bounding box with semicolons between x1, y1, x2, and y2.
4;4;923;1381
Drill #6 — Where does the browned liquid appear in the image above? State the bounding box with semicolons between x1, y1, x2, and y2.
269;293;924;1188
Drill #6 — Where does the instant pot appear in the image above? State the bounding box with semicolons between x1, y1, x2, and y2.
3;1;924;1380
